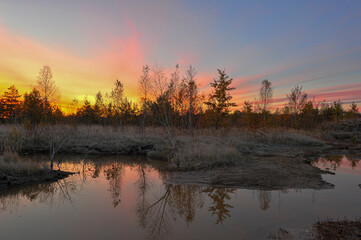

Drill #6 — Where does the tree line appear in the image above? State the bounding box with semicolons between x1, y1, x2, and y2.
1;64;359;131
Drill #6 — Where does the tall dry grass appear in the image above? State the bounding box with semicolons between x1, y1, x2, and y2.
0;150;49;175
0;124;328;171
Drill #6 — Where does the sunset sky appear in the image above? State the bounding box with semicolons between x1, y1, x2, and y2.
1;0;361;111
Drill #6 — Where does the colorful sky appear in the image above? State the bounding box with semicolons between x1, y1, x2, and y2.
1;0;361;111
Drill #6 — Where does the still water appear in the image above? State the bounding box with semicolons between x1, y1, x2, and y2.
0;155;360;240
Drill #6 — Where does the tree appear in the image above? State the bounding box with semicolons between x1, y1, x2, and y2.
2;85;21;123
259;79;273;123
45;125;73;170
243;100;256;130
330;100;343;121
22;88;44;125
184;65;200;136
346;102;359;118
94;91;105;124
204;69;236;128
287;85;308;115
148;64;178;149
76;98;97;124
300;99;319;129
150;64;169;98
286;85;308;128
109;80;124;125
138;65;151;133
36;65;60;103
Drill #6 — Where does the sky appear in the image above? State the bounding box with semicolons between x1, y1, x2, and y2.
0;0;361;111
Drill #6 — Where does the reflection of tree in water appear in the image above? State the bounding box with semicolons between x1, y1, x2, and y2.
103;163;124;208
347;156;360;168
203;187;235;224
136;163;153;229
0;178;78;213
170;185;204;223
320;155;343;170
60;160;125;209
258;190;271;211
136;183;204;240
316;155;360;170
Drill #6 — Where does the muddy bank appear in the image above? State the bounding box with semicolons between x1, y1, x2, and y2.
0;170;74;191
165;152;335;190
22;143;156;156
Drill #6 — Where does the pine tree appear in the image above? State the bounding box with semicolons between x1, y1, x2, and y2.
2;85;21;123
204;69;236;128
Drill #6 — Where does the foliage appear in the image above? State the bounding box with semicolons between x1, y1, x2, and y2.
204;69;236;128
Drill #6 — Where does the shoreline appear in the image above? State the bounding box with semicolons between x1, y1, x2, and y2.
0;170;75;191
1;124;360;192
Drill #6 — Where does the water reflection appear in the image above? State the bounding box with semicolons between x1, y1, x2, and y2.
203;187;235;224
136;184;205;240
1;156;359;240
258;190;271;211
104;163;124;207
315;155;360;171
0;178;78;213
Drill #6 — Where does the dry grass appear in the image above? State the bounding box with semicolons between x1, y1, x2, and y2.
0;150;49;175
0;124;328;171
168;128;326;170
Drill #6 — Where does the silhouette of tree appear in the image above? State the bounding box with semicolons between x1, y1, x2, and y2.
287;85;308;128
22;88;44;125
1;85;21;123
76;98;96;124
183;65;200;136
259;79;273;124
346;102;359;118
139;65;152;133
204;69;236;128
330;100;344;121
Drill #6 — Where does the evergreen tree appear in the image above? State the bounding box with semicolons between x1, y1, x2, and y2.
204;69;236;128
2;85;22;123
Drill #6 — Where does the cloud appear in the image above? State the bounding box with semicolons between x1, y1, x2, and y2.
0;22;144;104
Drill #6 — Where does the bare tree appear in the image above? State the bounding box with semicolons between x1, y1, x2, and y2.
109;79;124;126
183;65;199;136
150;64;169;98
259;79;273;123
110;80;124;110
139;65;152;133
287;85;308;114
36;65;60;103
149;65;176;149
287;85;308;127
44;125;74;170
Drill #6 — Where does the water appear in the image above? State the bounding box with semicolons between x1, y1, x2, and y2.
0;155;360;240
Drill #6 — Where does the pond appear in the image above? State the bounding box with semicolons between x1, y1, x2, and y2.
0;155;360;240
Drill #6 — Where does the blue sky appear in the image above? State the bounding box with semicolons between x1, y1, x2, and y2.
0;0;360;108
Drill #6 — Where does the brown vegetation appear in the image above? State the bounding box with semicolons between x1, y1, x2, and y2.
313;219;361;240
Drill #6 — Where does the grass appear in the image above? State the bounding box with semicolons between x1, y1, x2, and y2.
0;150;49;175
0;124;330;171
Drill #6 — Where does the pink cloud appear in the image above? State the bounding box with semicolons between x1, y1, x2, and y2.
0;22;144;103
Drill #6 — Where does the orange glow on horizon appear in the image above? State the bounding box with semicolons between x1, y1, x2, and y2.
0;23;144;112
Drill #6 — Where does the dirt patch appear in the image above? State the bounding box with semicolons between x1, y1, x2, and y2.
0;170;74;191
165;155;334;190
